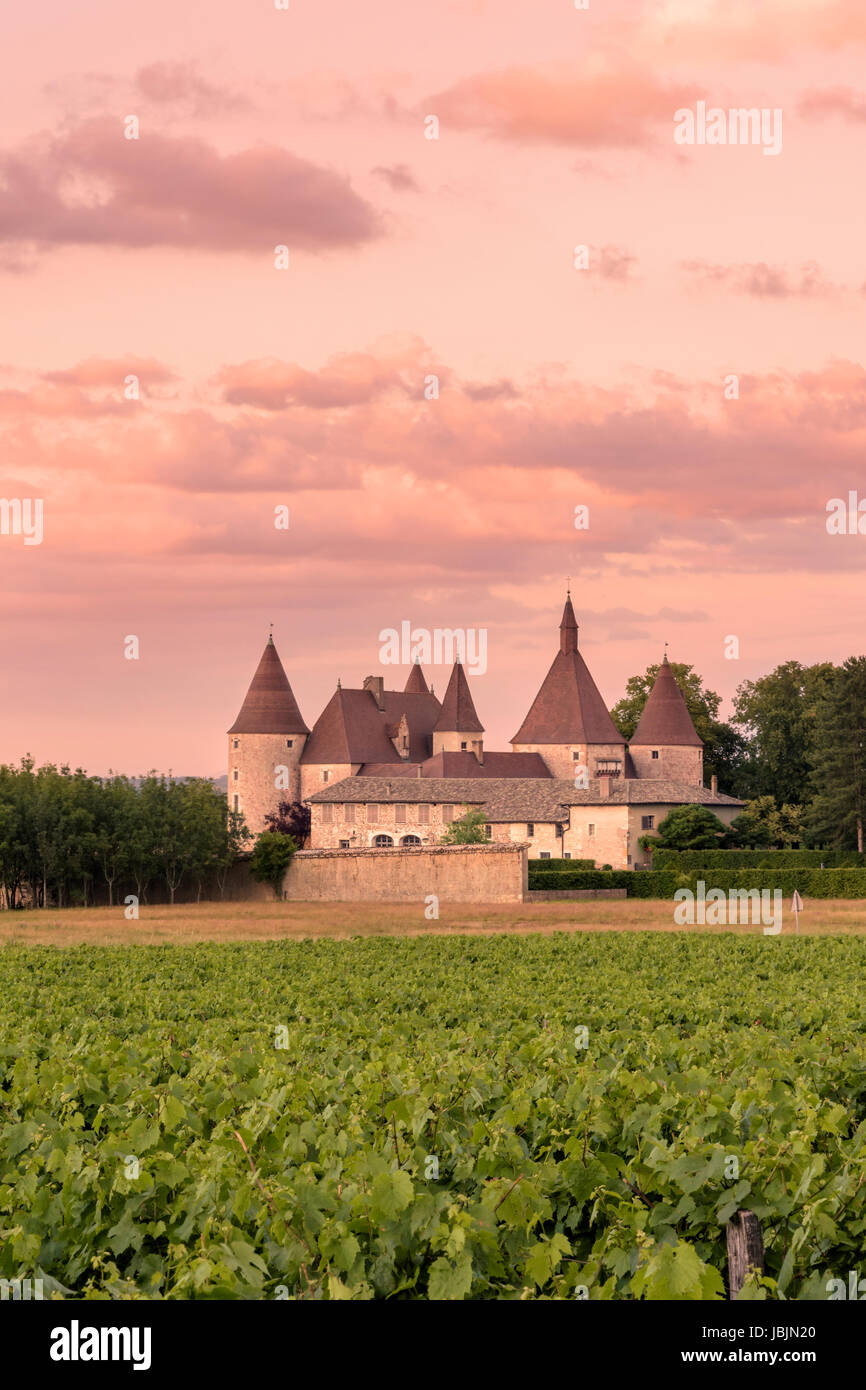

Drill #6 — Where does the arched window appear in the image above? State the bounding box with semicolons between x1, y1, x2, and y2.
400;835;422;846
373;834;393;848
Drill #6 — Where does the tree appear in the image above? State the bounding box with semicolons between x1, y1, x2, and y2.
263;800;311;845
732;660;835;807
610;662;746;791
807;658;866;850
727;796;805;849
441;808;489;845
249;831;298;897
639;804;730;853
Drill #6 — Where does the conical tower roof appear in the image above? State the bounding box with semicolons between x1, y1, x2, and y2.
228;636;309;735
630;656;702;747
404;659;429;695
511;596;624;745
433;661;484;733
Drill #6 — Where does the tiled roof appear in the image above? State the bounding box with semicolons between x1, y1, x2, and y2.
511;596;625;746
301;687;441;764
357;750;552;778
433;662;484;733
630;656;703;747
228;637;309;735
309;775;744;819
403;662;430;695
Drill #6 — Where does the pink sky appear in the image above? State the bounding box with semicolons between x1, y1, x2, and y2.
1;0;866;774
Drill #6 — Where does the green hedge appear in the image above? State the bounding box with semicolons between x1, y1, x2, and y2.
529;867;866;899
530;869;678;897
652;849;866;870
528;858;594;875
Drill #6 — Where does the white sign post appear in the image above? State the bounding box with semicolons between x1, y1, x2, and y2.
791;890;803;933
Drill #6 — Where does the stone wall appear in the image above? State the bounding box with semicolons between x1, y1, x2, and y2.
509;741;626;780
628;745;703;786
280;842;527;903
228;731;307;839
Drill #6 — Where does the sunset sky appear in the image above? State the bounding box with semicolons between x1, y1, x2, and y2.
2;0;866;775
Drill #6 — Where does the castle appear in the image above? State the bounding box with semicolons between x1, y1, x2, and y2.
227;596;742;869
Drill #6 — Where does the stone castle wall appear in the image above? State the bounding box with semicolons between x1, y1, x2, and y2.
281;842;527;903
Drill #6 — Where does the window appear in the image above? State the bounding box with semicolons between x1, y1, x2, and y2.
417;804;430;825
321;804;333;824
572;750;582;760
460;741;467;751
588;824;596;836
286;739;293;748
402;735;408;749
233;795;239;811
373;834;393;848
401;835;421;846
628;855;632;865
322;770;329;783
651;750;659;760
485;824;492;838
339;840;350;849
596;759;622;776
564;852;572;860
539;851;551;860
641;815;654;830
367;804;378;823
344;803;355;824
441;804;453;822
232;769;238;781
233;739;239;749
527;823;534;837
395;804;406;823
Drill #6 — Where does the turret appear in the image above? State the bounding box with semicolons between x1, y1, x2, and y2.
227;635;309;837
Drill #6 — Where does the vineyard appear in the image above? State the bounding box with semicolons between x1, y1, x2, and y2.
1;934;864;1299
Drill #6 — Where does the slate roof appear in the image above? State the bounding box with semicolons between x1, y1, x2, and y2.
309;776;744;820
357;751;552;779
228;637;309;735
433;662;484;733
300;687;441;765
511;598;624;745
630;656;703;747
404;661;430;695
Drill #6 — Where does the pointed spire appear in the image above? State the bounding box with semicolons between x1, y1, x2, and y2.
560;593;578;654
404;659;430;695
433;660;484;733
228;636;309;735
511;600;624;745
630;657;702;747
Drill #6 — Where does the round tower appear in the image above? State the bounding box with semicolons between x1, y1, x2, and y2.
227;635;310;839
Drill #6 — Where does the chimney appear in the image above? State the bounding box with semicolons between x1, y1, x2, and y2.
474;739;484;765
363;675;385;710
710;774;718;795
598;775;611;799
417;764;422;778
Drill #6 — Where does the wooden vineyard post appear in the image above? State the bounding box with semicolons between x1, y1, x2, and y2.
726;1210;764;1298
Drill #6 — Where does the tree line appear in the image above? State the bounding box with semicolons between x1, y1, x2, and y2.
0;759;246;909
612;656;866;850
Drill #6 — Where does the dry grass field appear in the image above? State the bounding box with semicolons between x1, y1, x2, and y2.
0;896;865;945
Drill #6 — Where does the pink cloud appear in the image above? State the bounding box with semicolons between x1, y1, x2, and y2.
427;62;700;146
0;118;382;253
681;259;839;298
